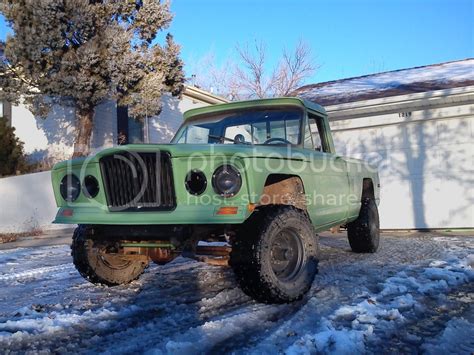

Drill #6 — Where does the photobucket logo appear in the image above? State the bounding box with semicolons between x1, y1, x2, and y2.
185;192;360;207
62;144;387;211
179;145;389;183
186;150;210;172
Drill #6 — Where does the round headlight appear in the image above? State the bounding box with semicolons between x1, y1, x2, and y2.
185;170;207;196
83;175;100;198
60;174;81;202
212;165;242;197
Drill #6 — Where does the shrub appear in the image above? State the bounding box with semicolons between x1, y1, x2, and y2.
0;118;29;177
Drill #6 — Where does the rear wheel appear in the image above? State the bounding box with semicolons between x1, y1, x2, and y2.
230;206;319;303
71;225;149;286
347;198;380;253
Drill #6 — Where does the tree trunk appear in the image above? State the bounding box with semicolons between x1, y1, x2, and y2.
72;109;94;158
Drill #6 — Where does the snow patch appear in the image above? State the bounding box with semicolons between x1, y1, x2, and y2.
285;326;366;355
0;304;141;337
0;264;74;281
422;317;474;354
161;305;283;354
284;254;473;353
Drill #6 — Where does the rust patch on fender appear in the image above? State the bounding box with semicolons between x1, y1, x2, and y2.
259;176;306;210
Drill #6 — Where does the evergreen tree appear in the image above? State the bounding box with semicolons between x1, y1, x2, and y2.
0;0;185;157
0;118;27;176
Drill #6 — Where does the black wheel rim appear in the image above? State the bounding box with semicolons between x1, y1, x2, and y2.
270;228;305;282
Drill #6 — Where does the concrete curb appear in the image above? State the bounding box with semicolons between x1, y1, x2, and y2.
0;228;75;250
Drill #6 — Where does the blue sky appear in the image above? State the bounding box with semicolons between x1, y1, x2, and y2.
1;0;472;84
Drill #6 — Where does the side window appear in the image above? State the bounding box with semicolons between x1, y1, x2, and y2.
0;100;12;127
309;120;323;151
307;114;329;152
304;120;314;149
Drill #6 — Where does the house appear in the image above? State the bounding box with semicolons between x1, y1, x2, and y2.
1;85;227;164
293;58;474;230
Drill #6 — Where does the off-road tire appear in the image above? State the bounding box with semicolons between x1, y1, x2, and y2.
230;206;319;304
347;198;380;253
71;225;148;286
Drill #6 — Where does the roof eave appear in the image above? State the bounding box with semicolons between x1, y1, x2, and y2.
183;85;229;105
325;85;474;119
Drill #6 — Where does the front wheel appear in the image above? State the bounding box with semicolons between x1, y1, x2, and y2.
230;207;319;303
347;198;380;253
71;225;149;286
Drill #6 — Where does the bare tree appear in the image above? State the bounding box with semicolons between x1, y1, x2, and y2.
189;40;317;100
273;41;317;96
188;52;238;99
234;41;270;99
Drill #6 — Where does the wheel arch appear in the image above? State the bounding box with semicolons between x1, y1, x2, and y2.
258;174;307;211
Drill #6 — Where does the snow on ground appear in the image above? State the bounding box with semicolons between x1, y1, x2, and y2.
0;233;472;354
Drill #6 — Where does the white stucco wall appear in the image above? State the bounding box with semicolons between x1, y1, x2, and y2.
11;100;117;163
0;171;68;233
11;104;75;162
148;94;209;143
11;95;210;162
330;100;474;229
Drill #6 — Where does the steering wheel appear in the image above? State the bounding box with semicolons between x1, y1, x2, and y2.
263;137;292;145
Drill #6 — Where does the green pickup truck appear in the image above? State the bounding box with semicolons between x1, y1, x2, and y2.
52;97;380;303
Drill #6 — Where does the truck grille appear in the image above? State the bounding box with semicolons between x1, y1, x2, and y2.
100;151;176;211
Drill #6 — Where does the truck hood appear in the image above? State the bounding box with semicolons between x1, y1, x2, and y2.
53;143;343;170
93;143;310;160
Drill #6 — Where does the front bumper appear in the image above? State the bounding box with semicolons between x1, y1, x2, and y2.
54;204;252;225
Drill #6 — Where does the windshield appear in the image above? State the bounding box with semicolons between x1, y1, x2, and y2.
172;107;303;145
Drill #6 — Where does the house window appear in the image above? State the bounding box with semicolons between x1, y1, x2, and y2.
0;100;12;126
116;105;144;145
128;117;144;143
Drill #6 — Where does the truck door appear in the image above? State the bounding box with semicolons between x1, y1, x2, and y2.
304;113;350;227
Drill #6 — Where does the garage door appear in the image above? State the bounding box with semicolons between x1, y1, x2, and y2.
331;106;474;229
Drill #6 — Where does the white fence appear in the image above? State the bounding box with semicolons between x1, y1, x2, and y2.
0;171;70;233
